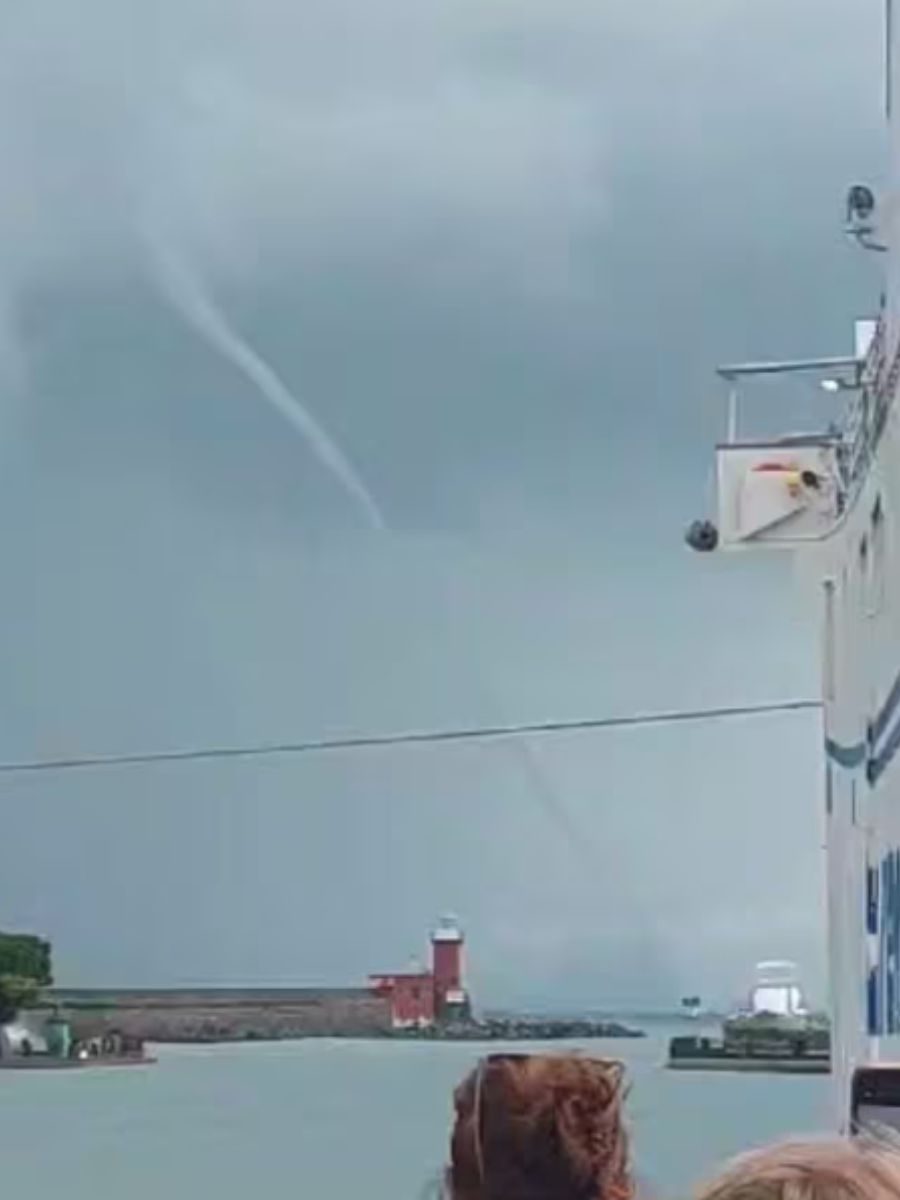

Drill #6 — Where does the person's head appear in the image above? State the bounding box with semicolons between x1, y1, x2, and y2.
448;1053;631;1200
696;1138;900;1200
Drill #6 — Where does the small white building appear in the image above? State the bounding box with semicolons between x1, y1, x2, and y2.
0;1016;47;1058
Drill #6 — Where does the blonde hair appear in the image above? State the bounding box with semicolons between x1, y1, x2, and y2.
697;1138;900;1200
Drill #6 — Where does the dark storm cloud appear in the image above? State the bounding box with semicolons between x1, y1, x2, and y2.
0;0;879;1004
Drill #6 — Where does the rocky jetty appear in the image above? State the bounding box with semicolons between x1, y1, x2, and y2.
391;1016;645;1041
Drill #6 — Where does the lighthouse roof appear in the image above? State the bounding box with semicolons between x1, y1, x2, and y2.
432;914;463;943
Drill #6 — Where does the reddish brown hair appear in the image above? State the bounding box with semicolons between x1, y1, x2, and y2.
448;1053;632;1200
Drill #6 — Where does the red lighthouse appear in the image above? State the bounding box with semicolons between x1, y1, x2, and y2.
431;914;468;1021
369;914;471;1028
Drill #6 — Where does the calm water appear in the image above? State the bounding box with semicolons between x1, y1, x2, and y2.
0;1023;829;1200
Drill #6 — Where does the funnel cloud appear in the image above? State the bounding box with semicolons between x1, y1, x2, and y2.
145;230;386;531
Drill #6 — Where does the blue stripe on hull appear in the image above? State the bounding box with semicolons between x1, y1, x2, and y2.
872;668;900;747
825;660;900;782
870;717;900;784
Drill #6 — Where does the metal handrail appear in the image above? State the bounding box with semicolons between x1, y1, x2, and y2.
715;317;892;505
717;356;861;380
837;315;894;495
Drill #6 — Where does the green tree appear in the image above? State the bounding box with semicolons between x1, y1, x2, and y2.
0;934;52;1025
0;976;41;1025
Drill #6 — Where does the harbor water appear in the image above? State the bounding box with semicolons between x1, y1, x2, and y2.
0;1021;829;1200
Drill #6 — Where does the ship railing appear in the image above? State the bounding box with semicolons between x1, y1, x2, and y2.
838;314;897;496
698;319;891;549
691;317;896;550
717;354;863;450
723;318;888;478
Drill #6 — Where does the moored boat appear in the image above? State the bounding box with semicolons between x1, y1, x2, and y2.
667;962;830;1073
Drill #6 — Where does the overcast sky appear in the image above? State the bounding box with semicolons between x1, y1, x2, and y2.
0;0;886;1009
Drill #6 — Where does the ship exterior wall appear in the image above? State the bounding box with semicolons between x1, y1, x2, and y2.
820;330;900;1124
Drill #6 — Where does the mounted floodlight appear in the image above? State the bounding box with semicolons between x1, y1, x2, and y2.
846;183;887;252
847;184;876;223
821;377;859;393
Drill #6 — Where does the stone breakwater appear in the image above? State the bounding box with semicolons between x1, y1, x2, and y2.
43;988;392;1043
40;990;644;1044
391;1018;645;1041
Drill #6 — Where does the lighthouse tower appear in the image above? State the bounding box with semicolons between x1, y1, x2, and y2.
431;914;468;1021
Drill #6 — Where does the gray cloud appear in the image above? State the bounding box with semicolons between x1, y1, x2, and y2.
0;0;879;1006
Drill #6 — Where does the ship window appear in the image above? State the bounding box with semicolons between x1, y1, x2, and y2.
823;578;836;703
868;863;879;934
867;496;886;616
873;496;885;540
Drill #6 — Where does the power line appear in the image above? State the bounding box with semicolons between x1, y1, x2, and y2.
0;699;821;776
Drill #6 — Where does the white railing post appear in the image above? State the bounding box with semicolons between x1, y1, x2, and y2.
726;385;739;443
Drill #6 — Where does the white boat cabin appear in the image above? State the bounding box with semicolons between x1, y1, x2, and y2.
748;961;808;1018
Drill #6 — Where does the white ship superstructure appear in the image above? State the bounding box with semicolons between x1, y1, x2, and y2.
689;4;900;1130
747;962;809;1019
